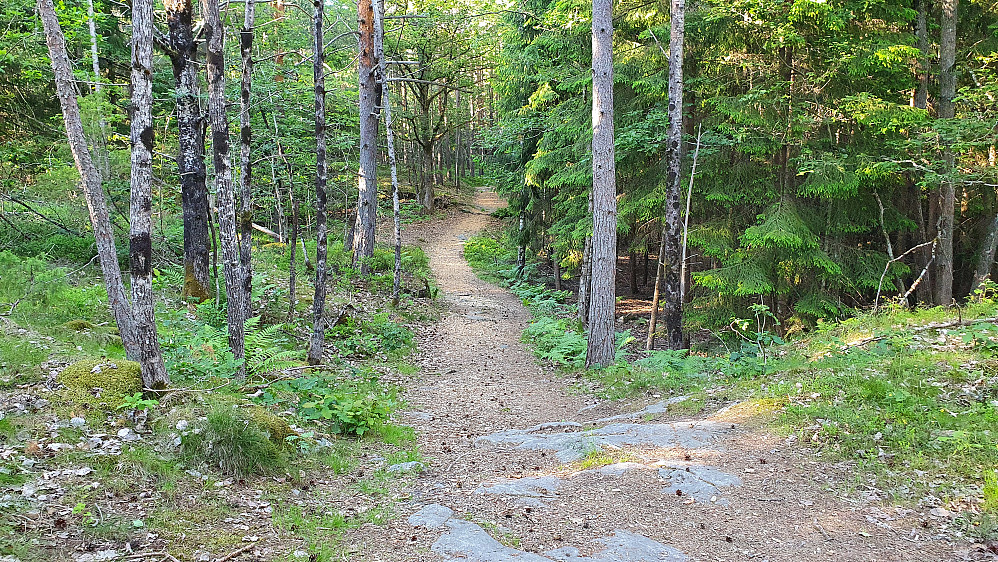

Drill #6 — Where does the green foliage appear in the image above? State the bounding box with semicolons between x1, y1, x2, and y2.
180;407;288;476
327;313;414;358
257;372;396;437
522;316;586;369
116;392;159;412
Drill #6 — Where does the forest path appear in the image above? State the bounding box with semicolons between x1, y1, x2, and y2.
351;187;969;561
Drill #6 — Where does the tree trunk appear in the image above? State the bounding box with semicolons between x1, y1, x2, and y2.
587;0;618;368
308;0;329;365
421;142;435;210
203;0;246;378
914;0;929;110
661;0;685;350
935;0;958;306
37;0;140;362
553;248;562;291
166;0;210;303
578;235;592;327
645;230;666;350
353;0;379;273
85;0;109;178
373;0;403;302
288;195;298;323
238;0;256;321
972;146;998;291
128;0;169;389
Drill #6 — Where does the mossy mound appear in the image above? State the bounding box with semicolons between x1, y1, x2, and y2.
246;406;295;446
58;358;142;410
63;319;96;331
181;407;288;476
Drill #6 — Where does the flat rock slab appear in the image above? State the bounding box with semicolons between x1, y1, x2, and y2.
477;421;734;462
476;476;561;506
546;530;688;562
413;504;687;562
595;398;690;423
659;464;742;506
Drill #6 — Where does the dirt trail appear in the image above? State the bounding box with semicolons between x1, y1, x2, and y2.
354;188;974;561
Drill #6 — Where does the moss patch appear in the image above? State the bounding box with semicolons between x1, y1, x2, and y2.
245;406;295;445
57;358;142;410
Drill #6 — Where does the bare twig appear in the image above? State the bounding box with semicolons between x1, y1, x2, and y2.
874;238;937;311
215;542;258;562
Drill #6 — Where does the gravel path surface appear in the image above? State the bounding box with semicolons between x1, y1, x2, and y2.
350;188;975;561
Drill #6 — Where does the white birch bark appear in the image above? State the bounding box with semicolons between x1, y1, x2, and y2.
37;0;140;362
202;0;246;377
129;0;170;388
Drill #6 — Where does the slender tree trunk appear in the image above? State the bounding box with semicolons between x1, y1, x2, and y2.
38;0;140;362
167;0;211;303
553;248;562;291
372;0;403;301
85;0;109;178
628;249;638;295
288;196;298;322
203;0;246;377
588;0;617;368
914;0;930;110
646;230;666;350
935;0;958;305
661;0;686;350
238;0;256;321
128;0;169;389
353;0;379;273
308;0;329;365
421;142;435;210
578;235;592;327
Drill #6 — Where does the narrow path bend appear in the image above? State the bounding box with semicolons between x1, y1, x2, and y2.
353;188;969;562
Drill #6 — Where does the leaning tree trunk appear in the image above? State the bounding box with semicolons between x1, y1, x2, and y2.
307;0;329;365
203;0;246;378
646;229;666;350
166;0;211;303
586;0;618;368
372;0;403;301
661;0;686;350
85;0;109;178
238;0;255;321
353;0;379;274
128;0;169;389
37;0;140;362
972;146;998;291
935;0;958;306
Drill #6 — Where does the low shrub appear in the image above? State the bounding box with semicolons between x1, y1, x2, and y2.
180;407;288;476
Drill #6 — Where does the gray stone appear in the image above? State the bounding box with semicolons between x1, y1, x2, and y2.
69;417;86;427
595;398;689;423
409;504;454;529
545;530;687;561
477;421;734;462
433;519;551;561
387;461;425;473
595;462;650;477
659;464;742;506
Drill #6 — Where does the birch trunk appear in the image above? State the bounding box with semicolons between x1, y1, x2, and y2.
353;0;379;273
166;0;211;303
662;0;685;350
203;0;246;377
128;0;169;388
37;0;140;362
587;0;617;368
308;0;329;365
238;0;255;321
935;0;958;306
646;229;666;350
372;0;403;301
85;0;109;178
289;196;299;322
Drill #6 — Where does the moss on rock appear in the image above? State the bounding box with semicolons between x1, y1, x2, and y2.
58;358;142;410
246;406;295;446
